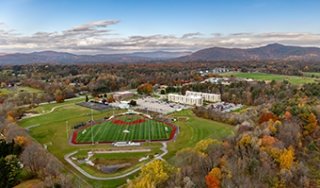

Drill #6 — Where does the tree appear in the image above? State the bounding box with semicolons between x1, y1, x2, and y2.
137;83;153;95
128;160;175;188
259;112;278;124
14;136;28;147
54;89;64;103
205;167;221;188
129;100;137;106
278;146;294;170
0;155;21;188
304;113;318;135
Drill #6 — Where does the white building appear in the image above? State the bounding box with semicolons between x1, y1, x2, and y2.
185;91;221;102
168;94;203;106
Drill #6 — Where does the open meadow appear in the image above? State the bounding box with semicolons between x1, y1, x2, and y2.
220;72;317;85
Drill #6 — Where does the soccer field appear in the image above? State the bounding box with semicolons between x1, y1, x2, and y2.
72;114;176;144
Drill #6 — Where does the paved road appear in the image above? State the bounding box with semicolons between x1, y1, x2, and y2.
64;142;168;180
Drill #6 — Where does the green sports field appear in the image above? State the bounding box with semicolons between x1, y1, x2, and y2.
220;72;316;85
73;114;175;144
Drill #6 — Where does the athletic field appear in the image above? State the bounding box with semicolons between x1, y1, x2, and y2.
72;114;176;144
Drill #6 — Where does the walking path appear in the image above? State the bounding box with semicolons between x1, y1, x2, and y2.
20;103;73;120
64;142;168;180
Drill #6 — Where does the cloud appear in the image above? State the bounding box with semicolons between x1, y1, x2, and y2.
182;32;202;38
1;20;320;54
71;20;119;32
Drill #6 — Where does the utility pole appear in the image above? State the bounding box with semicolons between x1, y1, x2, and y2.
66;121;69;140
91;109;93;121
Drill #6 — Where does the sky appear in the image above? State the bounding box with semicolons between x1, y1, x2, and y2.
0;0;320;54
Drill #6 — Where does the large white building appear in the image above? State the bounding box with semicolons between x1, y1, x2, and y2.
185;91;221;102
168;94;203;106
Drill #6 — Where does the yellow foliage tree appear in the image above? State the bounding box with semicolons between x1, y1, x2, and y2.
128;160;175;188
238;134;252;146
278;146;294;170
6;111;16;122
304;113;318;135
195;138;221;153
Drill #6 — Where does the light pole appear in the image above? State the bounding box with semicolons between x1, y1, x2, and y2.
91;108;94;145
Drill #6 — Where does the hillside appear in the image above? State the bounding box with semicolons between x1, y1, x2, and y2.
179;43;320;61
0;51;190;65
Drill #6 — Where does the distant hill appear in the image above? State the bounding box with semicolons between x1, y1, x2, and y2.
1;43;320;64
0;51;190;65
178;43;320;61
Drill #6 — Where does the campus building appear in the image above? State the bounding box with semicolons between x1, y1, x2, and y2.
168;94;203;106
185;91;221;102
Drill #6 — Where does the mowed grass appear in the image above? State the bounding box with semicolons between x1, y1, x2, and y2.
165;109;235;160
220;72;316;85
76;117;173;143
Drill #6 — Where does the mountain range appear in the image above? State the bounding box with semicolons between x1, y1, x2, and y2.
179;43;320;62
1;43;320;64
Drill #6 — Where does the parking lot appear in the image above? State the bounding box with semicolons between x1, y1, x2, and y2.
207;102;243;113
135;97;189;114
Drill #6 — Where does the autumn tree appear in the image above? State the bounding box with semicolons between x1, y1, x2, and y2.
259;112;278;124
304;113;318;135
137;83;153;95
128;160;175;188
278;146;295;170
205;167;222;188
54;89;64;103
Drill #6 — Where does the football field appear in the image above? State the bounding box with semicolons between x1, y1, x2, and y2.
72;114;176;144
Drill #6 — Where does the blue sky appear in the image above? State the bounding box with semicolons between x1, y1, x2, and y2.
0;0;320;54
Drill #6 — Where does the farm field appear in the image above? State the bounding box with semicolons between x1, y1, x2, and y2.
220;72;316;84
74;114;175;144
303;72;320;78
18;98;234;188
0;86;43;96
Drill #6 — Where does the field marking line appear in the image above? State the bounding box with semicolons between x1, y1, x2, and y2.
25;124;40;130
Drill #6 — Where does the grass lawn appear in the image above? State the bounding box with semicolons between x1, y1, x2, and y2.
31;96;85;113
220;72;316;85
165;109;235;161
303;72;320;78
0;86;43;96
18;98;234;187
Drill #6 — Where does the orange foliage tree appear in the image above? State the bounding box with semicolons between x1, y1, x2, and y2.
14;136;28;146
205;167;222;188
137;83;153;95
259;112;278;124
